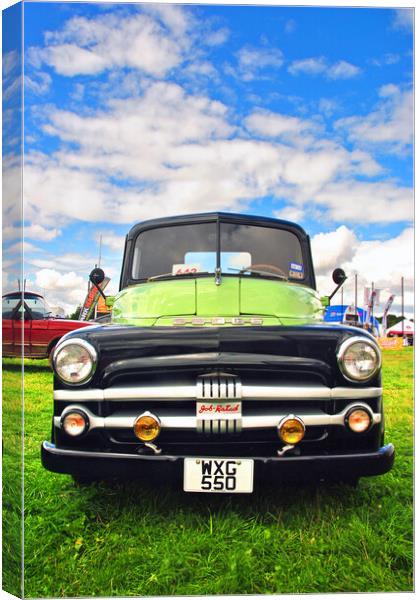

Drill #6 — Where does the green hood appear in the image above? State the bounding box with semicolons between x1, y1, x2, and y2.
112;276;323;326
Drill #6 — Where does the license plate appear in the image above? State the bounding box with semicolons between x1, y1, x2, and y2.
183;457;254;493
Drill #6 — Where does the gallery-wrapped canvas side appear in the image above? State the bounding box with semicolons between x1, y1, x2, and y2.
2;2;24;597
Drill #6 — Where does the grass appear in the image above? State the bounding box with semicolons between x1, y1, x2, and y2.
2;347;414;597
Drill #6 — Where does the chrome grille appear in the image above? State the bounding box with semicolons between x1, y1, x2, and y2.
196;373;242;434
196;372;242;400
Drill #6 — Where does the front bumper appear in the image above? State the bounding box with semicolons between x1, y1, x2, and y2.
41;441;395;483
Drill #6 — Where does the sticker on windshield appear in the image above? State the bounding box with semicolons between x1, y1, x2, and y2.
172;263;201;275
289;262;304;280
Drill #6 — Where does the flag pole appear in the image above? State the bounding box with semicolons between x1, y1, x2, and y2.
401;276;404;340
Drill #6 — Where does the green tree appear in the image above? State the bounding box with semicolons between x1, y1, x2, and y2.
67;306;82;320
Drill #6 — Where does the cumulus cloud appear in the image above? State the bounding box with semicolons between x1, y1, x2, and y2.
335;86;413;153
99;232;126;253
22;79;412;229
312;226;358;274
33;268;88;314
312;227;414;316
3;223;61;241
311;180;413;223
28;11;191;78
244;109;321;143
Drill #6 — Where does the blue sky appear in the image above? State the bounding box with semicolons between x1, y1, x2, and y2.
2;2;414;315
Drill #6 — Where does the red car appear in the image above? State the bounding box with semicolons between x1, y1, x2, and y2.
2;291;92;359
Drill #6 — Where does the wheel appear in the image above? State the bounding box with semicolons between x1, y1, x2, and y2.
48;341;59;367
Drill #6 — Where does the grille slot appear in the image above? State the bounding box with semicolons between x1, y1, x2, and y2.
196;372;242;400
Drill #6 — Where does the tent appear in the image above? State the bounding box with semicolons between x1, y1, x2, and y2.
324;305;380;334
386;319;414;336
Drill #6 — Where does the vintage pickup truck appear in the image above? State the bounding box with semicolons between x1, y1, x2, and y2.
42;212;394;492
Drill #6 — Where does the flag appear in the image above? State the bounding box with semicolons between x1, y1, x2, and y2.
79;277;110;321
365;290;376;326
382;294;395;333
363;286;370;309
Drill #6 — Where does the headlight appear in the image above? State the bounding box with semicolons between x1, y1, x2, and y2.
53;339;97;385
337;337;381;382
61;410;89;436
278;415;305;444
134;412;161;442
345;406;373;433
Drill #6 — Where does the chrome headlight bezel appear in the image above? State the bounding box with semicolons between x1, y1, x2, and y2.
337;336;381;383
52;338;97;386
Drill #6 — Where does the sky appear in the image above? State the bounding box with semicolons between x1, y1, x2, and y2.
2;1;414;317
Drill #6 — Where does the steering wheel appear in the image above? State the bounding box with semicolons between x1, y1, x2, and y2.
239;263;288;279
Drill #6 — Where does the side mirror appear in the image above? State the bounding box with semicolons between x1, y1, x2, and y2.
89;267;107;301
89;267;105;287
332;268;346;285
329;268;347;301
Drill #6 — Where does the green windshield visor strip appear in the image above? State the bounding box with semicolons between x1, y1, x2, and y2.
112;277;324;325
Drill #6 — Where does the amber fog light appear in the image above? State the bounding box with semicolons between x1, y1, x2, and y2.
62;411;89;437
346;407;372;433
134;412;161;442
278;415;305;444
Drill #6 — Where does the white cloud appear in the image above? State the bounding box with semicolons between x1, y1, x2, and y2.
274;206;304;223
347;228;414;288
234;46;284;81
8;241;44;254
99;232;126;253
38;44;108;77
288;57;326;76
23;79;412;229
3;224;61;242
203;27;230;47
392;9;413;32
327;60;360;80
288;57;360;79
312;227;414;316
312;226;358;273
311;180;413;224
378;83;399;98
29;12;190;78
34;268;88;314
284;19;296;34
368;53;400;67
24;72;52;95
318;98;339;117
244;110;320;142
335;87;413;153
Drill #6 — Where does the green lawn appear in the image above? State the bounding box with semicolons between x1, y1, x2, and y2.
2;348;413;597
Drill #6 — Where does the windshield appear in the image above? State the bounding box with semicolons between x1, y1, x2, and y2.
25;296;51;319
131;221;305;282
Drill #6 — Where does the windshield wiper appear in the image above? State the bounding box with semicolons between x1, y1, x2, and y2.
147;271;208;282
228;267;288;281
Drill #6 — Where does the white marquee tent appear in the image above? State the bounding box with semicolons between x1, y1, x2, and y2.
386;319;415;336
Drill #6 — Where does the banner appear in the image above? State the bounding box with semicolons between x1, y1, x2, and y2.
378;337;403;350
363;286;370;308
365;289;376;326
79;277;110;321
382;294;395;334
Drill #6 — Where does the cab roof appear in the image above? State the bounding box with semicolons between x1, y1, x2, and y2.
127;212;308;242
